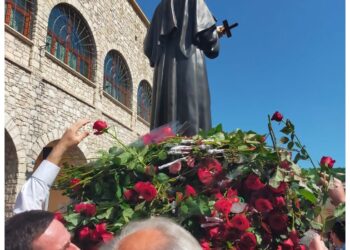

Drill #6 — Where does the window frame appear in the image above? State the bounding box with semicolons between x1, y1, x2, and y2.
103;51;132;109
137;80;152;123
5;0;33;38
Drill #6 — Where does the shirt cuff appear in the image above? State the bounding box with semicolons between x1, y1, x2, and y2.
32;160;61;186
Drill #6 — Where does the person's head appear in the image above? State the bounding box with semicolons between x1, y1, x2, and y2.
330;220;345;247
5;210;79;250
101;217;202;250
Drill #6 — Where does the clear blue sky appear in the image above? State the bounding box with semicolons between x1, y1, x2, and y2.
136;0;345;168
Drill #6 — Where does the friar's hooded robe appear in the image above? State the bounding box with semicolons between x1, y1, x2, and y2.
144;0;220;136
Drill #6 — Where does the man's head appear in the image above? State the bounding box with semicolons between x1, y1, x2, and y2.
101;217;202;250
330;220;345;246
6;210;79;250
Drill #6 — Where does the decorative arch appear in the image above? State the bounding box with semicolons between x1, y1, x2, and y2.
4;113;27;218
137;80;152;123
46;3;96;80
5;0;35;38
103;50;133;109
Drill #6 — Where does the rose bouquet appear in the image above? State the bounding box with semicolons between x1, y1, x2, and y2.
56;113;341;250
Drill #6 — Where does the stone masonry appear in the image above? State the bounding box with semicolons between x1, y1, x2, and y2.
4;0;153;218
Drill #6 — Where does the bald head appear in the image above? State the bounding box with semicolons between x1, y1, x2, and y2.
118;229;167;250
100;217;202;250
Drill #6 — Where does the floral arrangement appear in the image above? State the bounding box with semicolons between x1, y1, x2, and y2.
56;112;341;250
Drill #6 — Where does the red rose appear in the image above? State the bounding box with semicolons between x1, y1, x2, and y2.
239;232;257;250
245;174;265;190
230;214;250;231
281;238;294;250
124;189;137;201
214;198;233;215
208;227;219;239
270;182;288;194
74;203;85;213
142;133;153;145
169;161;182;174
70;178;81;192
54;211;65;224
85;203;97;216
101;232;114;243
198;158;223;172
134;181;157;201
94;223;107;234
200;239;211;250
197;168;214;185
268;212;288;232
271;111;283;122
197;158;223;185
185;185;197;197
74;203;96;217
320;156;335;168
274;196;286;208
295;245;307;250
93;120;108;135
255;198;273;213
79;227;91;240
279;160;291;170
289;230;299;245
227;188;238;198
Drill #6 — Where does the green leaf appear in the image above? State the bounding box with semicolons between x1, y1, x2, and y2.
64;213;81;226
280;126;292;135
287;141;294;150
122;208;134;222
157;150;168;160
134;201;146;211
293;153;301;163
156;173;170;183
115;152;132;165
280;136;289;144
298;189;317;204
334;203;345;218
269;168;283;188
309;220;323;230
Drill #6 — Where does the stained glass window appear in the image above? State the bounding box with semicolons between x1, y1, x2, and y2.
46;4;96;80
104;51;132;108
5;0;34;38
137;80;152;122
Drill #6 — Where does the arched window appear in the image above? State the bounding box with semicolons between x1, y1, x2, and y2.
46;4;96;80
5;0;34;38
104;51;132;108
137;80;152;122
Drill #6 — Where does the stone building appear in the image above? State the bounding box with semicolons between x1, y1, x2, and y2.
4;0;153;218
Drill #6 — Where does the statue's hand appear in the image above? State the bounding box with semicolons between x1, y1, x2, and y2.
216;25;225;37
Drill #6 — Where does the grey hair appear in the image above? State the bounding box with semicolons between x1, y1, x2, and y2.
100;217;202;250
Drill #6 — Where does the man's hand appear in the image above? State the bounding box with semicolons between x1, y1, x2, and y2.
319;173;345;207
309;234;327;250
47;119;90;165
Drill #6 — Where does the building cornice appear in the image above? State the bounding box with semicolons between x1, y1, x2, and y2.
127;0;150;28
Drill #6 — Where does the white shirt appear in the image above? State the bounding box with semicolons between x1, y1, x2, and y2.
13;160;61;214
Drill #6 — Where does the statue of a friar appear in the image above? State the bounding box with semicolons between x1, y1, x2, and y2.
144;0;225;136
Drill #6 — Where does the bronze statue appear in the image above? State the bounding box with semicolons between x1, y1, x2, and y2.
144;0;238;136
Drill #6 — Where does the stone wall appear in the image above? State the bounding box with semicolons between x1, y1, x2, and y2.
4;0;153;217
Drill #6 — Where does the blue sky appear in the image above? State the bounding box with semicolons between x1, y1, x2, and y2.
136;0;345;168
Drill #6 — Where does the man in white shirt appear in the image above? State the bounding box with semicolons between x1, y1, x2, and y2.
7;119;90;250
13;118;90;213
